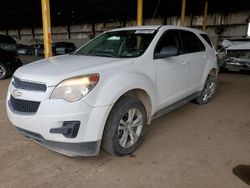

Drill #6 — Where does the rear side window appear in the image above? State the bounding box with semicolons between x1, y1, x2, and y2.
200;34;213;48
179;30;204;54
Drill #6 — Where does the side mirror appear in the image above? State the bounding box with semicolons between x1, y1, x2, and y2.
154;46;178;59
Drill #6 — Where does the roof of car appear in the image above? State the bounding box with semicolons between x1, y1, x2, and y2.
110;25;161;31
0;34;16;44
110;25;206;34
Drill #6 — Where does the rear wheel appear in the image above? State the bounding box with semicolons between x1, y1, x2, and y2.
102;96;147;156
195;75;217;104
0;63;8;80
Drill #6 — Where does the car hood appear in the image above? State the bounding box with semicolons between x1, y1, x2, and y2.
14;55;132;86
227;43;250;51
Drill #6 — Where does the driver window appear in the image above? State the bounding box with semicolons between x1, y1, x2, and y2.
155;30;182;55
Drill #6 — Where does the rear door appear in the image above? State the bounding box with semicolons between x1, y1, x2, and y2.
178;30;207;93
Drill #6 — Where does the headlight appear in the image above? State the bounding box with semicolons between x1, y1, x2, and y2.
50;74;99;102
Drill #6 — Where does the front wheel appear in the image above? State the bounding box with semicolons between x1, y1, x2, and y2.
195;75;217;105
102;96;147;156
0;63;8;80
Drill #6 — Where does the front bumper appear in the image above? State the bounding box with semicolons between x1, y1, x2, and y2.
223;59;250;71
15;126;101;157
6;79;112;157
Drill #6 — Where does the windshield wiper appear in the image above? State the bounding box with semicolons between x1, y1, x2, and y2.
91;53;116;58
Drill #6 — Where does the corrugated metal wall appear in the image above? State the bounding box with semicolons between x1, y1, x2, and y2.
1;10;249;48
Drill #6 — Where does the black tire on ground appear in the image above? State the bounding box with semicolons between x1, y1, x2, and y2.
0;63;8;80
195;75;217;105
102;96;147;156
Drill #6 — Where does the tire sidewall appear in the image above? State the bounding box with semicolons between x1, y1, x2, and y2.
0;63;7;80
108;97;147;156
201;76;217;104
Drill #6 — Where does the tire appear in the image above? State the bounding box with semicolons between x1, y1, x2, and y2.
102;96;147;156
0;63;8;80
195;75;217;105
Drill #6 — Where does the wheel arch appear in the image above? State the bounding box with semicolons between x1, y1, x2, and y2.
91;87;154;144
199;64;218;91
118;88;153;124
208;68;218;78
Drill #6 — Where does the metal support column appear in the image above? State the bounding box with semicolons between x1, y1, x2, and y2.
91;22;96;38
67;25;71;39
41;0;52;58
31;26;35;38
137;0;143;26
203;1;208;31
18;29;21;40
180;0;186;26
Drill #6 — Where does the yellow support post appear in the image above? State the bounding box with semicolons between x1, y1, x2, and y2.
180;0;186;26
203;1;208;31
137;0;143;26
41;0;52;58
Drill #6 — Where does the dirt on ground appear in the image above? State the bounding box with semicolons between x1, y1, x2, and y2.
0;72;250;188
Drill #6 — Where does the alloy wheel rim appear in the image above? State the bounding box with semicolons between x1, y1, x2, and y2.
202;82;215;102
118;108;143;148
0;66;6;79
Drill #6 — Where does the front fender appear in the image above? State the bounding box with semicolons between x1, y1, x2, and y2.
84;71;157;112
80;71;157;142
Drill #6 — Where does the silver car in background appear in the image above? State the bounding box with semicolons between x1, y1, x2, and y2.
219;39;250;72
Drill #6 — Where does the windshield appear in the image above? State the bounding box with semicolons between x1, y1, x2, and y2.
74;29;157;58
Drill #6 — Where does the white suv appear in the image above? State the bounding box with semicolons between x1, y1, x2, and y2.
6;25;218;157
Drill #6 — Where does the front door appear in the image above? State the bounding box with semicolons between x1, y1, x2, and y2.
154;30;189;111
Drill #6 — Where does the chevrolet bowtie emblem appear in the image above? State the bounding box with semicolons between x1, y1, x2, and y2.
12;90;22;98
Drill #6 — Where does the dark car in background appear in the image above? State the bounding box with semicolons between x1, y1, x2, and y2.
52;42;76;55
0;48;22;79
17;44;33;55
0;34;17;52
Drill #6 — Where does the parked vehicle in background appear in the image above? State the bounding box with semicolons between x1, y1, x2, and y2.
0;34;17;52
7;25;218;157
17;44;33;55
0;48;22;80
30;44;44;56
52;42;76;55
218;39;250;72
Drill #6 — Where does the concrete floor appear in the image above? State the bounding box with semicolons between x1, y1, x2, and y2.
0;64;250;187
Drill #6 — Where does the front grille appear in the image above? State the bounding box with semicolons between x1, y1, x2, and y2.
12;77;47;92
9;95;40;113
